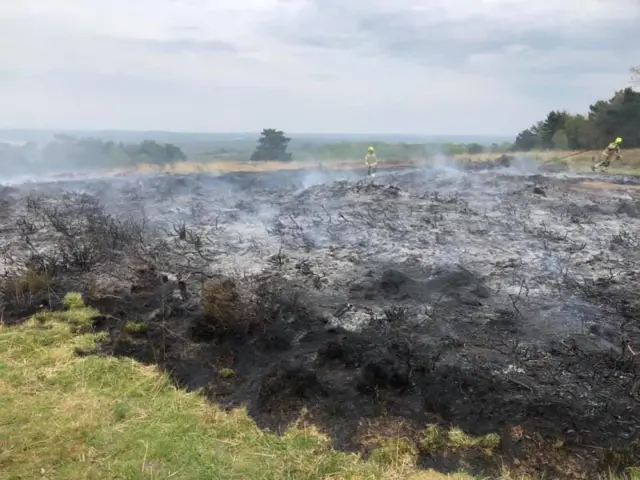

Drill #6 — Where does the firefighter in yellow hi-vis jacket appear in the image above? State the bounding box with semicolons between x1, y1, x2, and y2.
364;146;378;177
592;137;622;172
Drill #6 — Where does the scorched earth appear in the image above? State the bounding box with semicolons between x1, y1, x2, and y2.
1;158;639;478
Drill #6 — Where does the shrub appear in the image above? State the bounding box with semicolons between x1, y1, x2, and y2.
199;275;304;335
200;277;251;333
202;278;240;319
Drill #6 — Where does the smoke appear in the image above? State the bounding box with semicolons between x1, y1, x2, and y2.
497;154;541;175
3;149;638;341
296;162;366;191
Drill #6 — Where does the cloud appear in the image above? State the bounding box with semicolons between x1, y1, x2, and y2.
0;0;637;134
132;38;238;54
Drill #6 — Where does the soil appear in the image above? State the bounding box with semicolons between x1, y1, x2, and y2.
1;158;639;479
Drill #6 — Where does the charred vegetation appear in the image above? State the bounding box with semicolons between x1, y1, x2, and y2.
0;164;639;479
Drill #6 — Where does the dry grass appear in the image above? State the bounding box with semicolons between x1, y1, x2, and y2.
455;150;569;164
0;267;53;310
129;148;640;176
200;277;247;331
35;147;640;179
0;295;472;480
102;158;415;177
461;148;640;174
199;277;307;334
2;268;51;296
558;148;640;173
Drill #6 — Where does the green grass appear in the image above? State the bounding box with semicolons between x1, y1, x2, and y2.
419;425;500;454
62;292;85;311
219;368;235;379
123;321;149;335
0;300;474;480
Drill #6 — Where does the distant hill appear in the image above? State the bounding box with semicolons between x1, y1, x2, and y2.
0;129;513;147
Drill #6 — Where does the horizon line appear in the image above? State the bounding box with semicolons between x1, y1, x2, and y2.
0;127;516;137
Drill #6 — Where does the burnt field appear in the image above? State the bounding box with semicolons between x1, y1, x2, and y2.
1;159;639;478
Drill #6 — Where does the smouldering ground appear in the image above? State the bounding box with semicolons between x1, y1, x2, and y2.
0;157;639;479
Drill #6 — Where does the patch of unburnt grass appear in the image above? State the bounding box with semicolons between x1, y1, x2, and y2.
123;320;149;336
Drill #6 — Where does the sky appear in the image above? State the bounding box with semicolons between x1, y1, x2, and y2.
0;0;638;135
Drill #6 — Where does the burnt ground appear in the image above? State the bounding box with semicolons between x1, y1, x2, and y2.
1;158;640;478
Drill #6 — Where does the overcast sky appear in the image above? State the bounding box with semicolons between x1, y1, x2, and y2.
1;0;638;135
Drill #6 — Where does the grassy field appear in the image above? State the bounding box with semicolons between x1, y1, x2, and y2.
98;148;640;177
0;294;484;480
455;148;640;173
515;148;640;174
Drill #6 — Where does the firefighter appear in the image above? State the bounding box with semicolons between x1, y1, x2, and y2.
592;137;622;172
364;146;378;177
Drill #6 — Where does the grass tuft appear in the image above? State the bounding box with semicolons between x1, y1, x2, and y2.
63;291;85;310
420;424;501;455
123;321;149;335
369;437;419;468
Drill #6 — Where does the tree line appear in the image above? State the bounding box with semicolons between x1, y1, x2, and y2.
513;87;640;152
0;135;187;174
249;129;515;162
7;83;640;173
251;88;640;163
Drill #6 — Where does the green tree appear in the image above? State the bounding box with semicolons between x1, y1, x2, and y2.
589;89;640;148
513;85;640;150
563;114;592;149
138;140;186;165
108;143;134;166
250;129;292;161
123;140;187;165
538;110;570;148
551;130;569;149
440;142;467;155
41;137;186;169
467;143;484;154
513;128;539;151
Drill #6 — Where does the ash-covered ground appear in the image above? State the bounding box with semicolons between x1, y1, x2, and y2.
1;159;639;478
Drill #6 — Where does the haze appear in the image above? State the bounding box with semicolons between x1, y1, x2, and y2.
1;0;638;134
